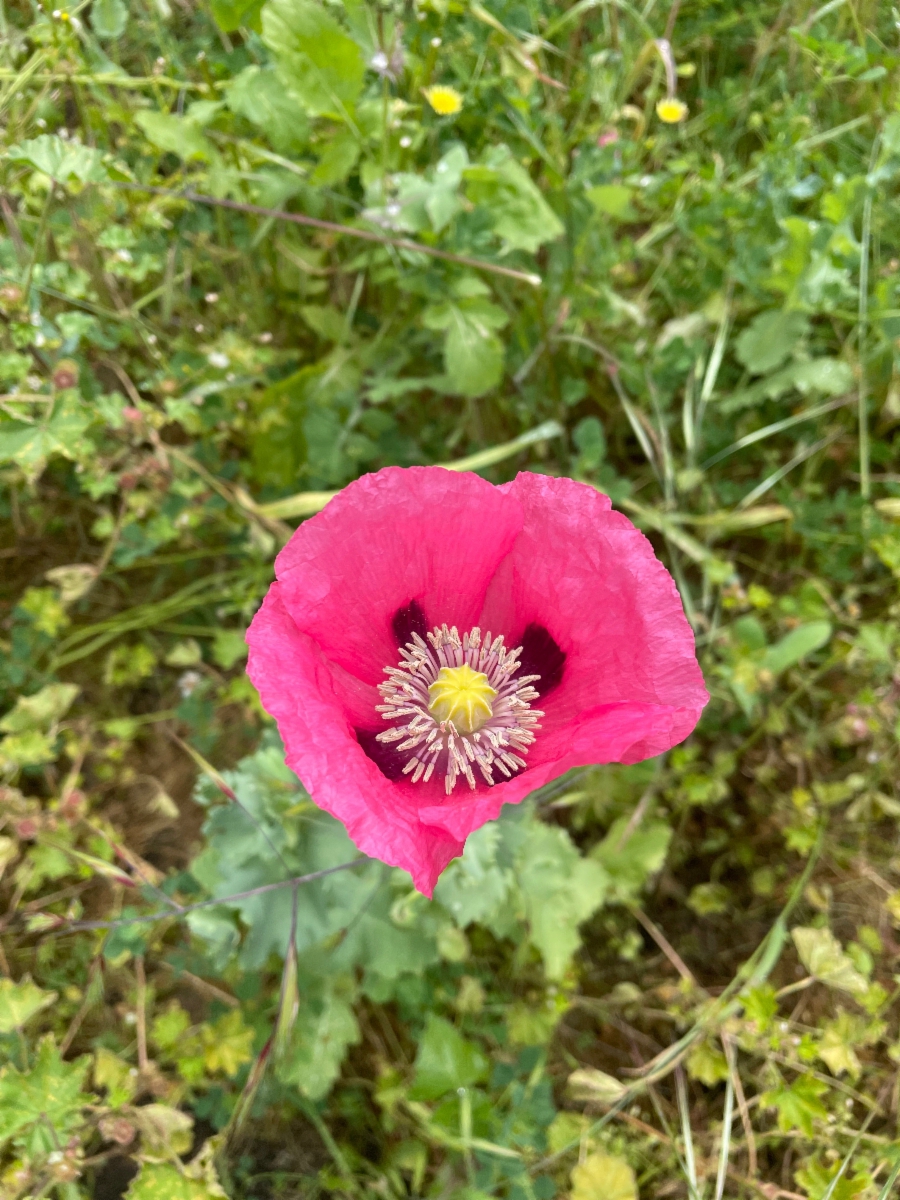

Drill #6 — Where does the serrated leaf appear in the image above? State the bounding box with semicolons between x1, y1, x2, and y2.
408;1015;489;1101
93;1047;137;1106
795;1157;871;1200
7;135;108;184
763;1073;828;1136
200;1009;255;1077
515;823;608;979
125;1163;224;1200
0;976;57;1033
423;300;508;398
434;823;511;926
571;1153;638;1200
0;398;93;474
792;927;868;996
817;1009;884;1080
262;0;365;117
465;145;564;253
0;730;55;769
275;979;360;1101
0;1037;90;1155
591;819;671;902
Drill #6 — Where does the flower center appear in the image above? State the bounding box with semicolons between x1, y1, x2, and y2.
427;664;497;734
376;623;543;794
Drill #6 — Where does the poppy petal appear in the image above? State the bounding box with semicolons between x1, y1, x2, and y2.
273;466;524;685
246;586;464;895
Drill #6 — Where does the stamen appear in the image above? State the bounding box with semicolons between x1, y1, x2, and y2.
376;623;544;795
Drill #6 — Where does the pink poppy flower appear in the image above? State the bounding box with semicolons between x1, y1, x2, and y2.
246;468;707;896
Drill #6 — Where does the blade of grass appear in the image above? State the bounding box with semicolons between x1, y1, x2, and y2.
701;395;853;470
737;431;841;510
713;1055;735;1200
821;1106;878;1200
675;1067;700;1200
544;0;655;39
876;1161;900;1200
858;146;877;500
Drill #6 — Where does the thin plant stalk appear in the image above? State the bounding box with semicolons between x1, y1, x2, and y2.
714;1055;735;1200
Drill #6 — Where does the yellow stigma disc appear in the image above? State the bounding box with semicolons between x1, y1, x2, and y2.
428;664;497;734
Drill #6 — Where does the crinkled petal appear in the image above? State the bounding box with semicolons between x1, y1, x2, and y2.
419;700;695;842
246;586;464;895
274;466;523;684
478;472;708;744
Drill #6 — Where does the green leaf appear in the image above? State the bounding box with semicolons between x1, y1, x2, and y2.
408;1015;489;1101
795;1157;871;1200
0;730;55;770
0;351;31;385
465;145;564;253
735;310;809;375
0;1037;90;1155
367;146;468;234
91;0;128;39
687;1040;729;1086
212;629;248;670
225;65;310;152
300;304;348;343
817;1009;878;1079
591;819;671;902
423;298;508;398
262;0;365;117
792;926;869;996
131;1105;194;1155
789;357;853;395
209;0;263;32
515;823;608;979
881;113;900;159
276;977;360;1101
570;1153;638;1200
434;823;511;926
125;1163;224;1200
135;111;213;162
586;184;638;221
0;397;93;474
0;683;79;734
763;1073;828;1136
762;621;831;676
7;135;108;184
0;976;57;1033
311;131;360;186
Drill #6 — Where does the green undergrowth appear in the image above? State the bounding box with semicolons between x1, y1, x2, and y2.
3;0;900;1197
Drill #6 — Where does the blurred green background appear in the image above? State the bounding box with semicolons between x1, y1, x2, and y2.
2;0;900;1197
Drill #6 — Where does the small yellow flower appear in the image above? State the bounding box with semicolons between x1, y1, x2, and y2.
656;97;688;124
423;85;463;116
